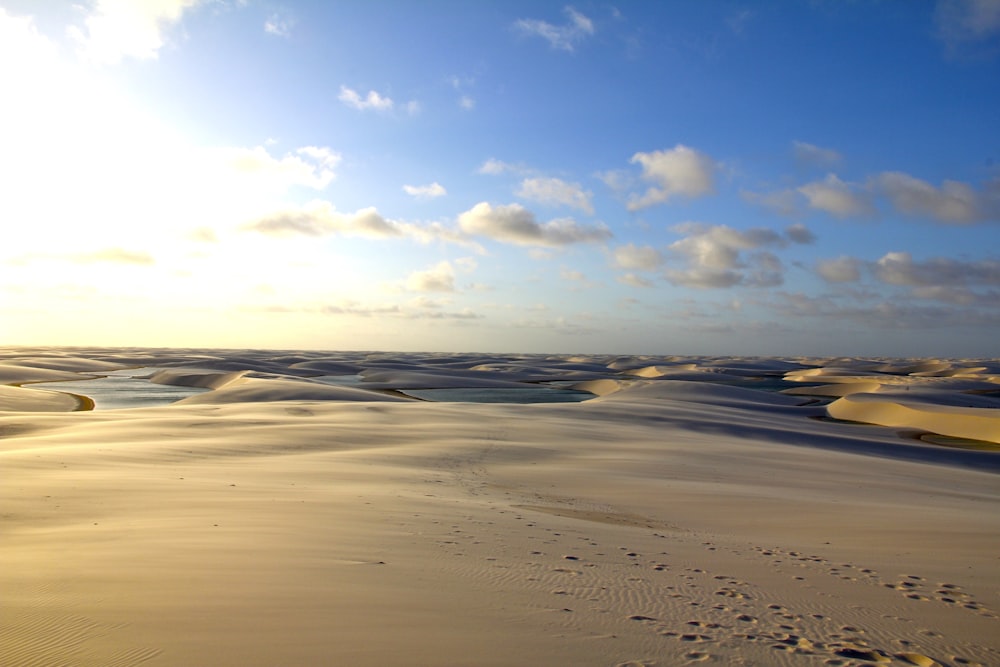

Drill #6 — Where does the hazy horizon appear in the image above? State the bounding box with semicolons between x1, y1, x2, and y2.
2;1;998;357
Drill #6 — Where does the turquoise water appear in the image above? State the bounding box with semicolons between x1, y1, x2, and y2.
32;368;208;409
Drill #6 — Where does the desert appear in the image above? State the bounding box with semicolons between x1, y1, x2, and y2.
1;347;998;666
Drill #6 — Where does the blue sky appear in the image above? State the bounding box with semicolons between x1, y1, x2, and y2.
1;1;998;356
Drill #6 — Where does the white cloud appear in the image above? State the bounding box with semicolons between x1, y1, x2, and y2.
459;95;475;110
516;177;594;214
816;256;862;283
406;261;455;292
457;202;611;247
69;0;204;65
477;158;519;175
872;171;999;223
596;169;634;193
664;223;789;289
627;145;716;210
611;243;664;271
264;13;294;37
617;273;654;288
403;182;447;199
792;140;842;167
785;223;816;244
874;251;1000;286
243;202;479;251
220;145;339;191
515;6;595;52
338;85;394;111
798;174;874;218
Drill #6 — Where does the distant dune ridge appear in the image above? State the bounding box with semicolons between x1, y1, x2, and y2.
1;347;998;666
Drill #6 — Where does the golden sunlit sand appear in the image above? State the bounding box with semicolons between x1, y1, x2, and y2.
2;348;998;666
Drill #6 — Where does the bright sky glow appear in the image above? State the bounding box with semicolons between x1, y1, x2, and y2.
1;1;999;356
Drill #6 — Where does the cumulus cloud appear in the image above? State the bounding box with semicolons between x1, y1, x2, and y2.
406;261;455;292
798;174;874;218
773;291;1000;330
816;256;863;283
785;223;816;244
611;243;664;271
515;6;595;51
244;201;478;250
627;145;716;210
874;251;1000;286
792;140;842;167
457;202;611;247
872;172;999;223
403;182;447;199
338;85;394;111
617;273;654;288
220;145;340;191
516;177;594;214
664;223;789;289
245;202;398;238
69;0;203;64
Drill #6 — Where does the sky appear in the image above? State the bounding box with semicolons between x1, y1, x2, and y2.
1;0;999;357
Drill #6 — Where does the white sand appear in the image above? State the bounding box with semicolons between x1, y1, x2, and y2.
1;348;998;666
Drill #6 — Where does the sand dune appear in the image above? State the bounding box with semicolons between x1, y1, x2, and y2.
828;393;1000;444
1;348;998;666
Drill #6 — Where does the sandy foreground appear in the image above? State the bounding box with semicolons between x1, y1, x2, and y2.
1;348;998;667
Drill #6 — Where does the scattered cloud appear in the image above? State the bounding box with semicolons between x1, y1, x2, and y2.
244;201;479;250
664;223;789;288
627;145;716;210
935;0;1000;52
338;85;394;111
515;6;595;52
772;291;1000;330
215;145;340;191
264;12;294;37
873;251;1000;287
741;188;800;217
785;223;816;244
798;173;875;218
403;182;447;199
611;243;664;271
459;95;475;110
617;273;655;288
871;172;999;223
792;140;842;168
477;158;524;175
69;0;204;64
816;256;863;283
516;177;594;214
595;169;634;193
406;261;456;292
457;202;611;247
